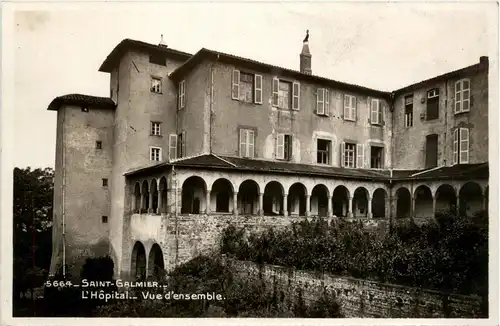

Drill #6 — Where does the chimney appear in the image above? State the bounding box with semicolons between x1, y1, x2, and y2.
159;34;168;48
300;30;312;75
480;56;488;65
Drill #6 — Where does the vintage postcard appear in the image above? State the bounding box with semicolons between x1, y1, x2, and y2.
1;1;498;325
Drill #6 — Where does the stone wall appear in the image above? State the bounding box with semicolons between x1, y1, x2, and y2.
226;258;485;318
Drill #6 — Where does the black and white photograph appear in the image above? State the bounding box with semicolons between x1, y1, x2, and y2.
1;1;498;324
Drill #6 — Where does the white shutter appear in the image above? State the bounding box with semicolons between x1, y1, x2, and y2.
181;131;186;158
272;77;279;106
239;129;247;157
351;96;357;121
325;89;330;116
371;99;379;124
459;128;469;164
248;130;255;158
454;81;461;113
169;134;178;160
462;80;470;112
276;134;285;159
453;129;459;165
341;142;346;167
292;82;300;110
356;144;364;168
254;74;263;104
179;80;185;109
232;70;240;100
317;88;325;115
343;95;350;120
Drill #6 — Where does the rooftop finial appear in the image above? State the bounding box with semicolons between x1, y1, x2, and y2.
159;34;168;47
303;29;309;43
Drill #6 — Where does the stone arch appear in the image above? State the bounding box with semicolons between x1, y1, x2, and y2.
159;177;168;214
263;181;284;215
372;188;387;218
459;182;483;217
332;185;350;217
311;184;329;217
131;241;146;281
435;184;456;215
395;187;411;219
141;180;150;213
147;243;165;280
414;185;433;218
150;178;158;213
134;182;141;213
238;179;260;215
353;187;369;218
181;176;207;214
288;182;307;216
211;178;234;213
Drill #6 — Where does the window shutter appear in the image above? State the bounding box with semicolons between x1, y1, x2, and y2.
453;129;459;165
272;77;279;106
254;74;263;104
276;134;285;159
316;88;325;115
325;89;330;116
459;128;469;164
169;134;178;160
351;96;357;121
371;99;379;124
356;144;364;168
248;130;255;158
463;80;470;112
292;82;300;110
239;129;247;157
379;102;384;125
181;131;186;158
454;81;461;113
343;95;349;120
341;142;346;167
232;70;240;100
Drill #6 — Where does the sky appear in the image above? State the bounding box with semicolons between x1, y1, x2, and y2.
9;1;498;168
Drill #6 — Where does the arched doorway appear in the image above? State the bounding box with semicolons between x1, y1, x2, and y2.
181;176;207;214
311;184;329;217
147;243;165;280
372;188;387;218
263;181;284;215
332;185;350;217
211;178;234;213
238;180;260;215
459;182;484;217
414;185;433;218
288;183;307;216
131;241;146;281
353;187;369;218
435;184;456;216
395;187;411;219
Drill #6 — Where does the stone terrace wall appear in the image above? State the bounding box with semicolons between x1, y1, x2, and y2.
226;259;485;318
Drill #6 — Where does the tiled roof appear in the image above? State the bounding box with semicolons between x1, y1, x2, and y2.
125;154;488;182
47;94;116;111
98;39;192;72
169;48;392;98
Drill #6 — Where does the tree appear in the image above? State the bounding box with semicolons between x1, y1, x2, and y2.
13;167;54;300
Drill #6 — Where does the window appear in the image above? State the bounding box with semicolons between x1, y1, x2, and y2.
169;135;177;160
151;122;161;136
426;89;439;120
316;88;329;115
151;77;162;93
239;129;255;158
231;70;263;104
455;79;470;114
453;128;469;164
425;134;438;168
404;95;413;127
343;95;356;121
150;147;162;161
177;131;186;158
149;53;166;66
272;78;299;110
276;134;292;160
102;178;108;187
341;142;364;168
101;216;108;224
178;80;185;109
81;107;89;113
96;141;102;149
370;99;382;125
370;146;383;169
317;139;331;164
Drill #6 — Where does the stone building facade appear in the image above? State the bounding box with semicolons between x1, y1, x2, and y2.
47;35;489;280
